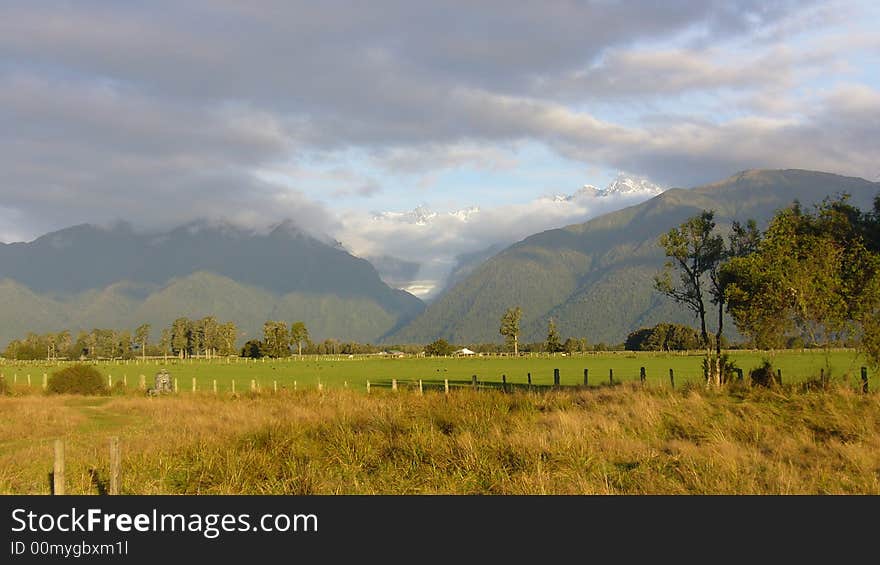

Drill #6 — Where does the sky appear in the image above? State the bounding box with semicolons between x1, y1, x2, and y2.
2;1;879;297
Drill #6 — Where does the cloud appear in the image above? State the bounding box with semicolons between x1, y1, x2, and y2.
337;187;662;298
1;0;877;276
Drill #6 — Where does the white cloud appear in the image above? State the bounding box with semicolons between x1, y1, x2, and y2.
337;179;664;298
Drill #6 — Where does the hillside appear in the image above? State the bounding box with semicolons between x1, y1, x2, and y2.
390;169;880;345
0;222;424;346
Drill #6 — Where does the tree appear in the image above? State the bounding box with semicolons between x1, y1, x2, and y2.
723;195;880;365
562;337;579;354
219;322;238;356
241;339;265;359
170;317;191;358
500;307;522;355
290;321;309;356
160;328;171;360
425;338;453;357
625;323;700;351
262;321;290;358
545;318;562;353
57;330;72;360
134;324;151;361
654;210;723;348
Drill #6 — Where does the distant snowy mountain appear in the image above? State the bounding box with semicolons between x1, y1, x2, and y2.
371;205;480;225
555;173;664;201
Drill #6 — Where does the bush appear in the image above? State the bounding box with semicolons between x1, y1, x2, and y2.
47;364;108;395
748;360;779;388
702;353;739;384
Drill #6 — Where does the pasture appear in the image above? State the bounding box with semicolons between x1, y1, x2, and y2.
0;349;873;393
1;384;878;494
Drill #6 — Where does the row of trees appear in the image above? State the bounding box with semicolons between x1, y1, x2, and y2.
2;318;240;361
654;193;880;383
4;325;154;361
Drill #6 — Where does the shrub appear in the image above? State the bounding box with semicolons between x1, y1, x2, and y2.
47;364;108;395
702;353;739;384
748;360;779;388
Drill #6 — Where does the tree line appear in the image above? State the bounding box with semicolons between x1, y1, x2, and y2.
2;317;239;361
654;192;880;383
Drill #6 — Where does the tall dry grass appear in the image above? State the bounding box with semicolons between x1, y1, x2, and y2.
1;384;878;494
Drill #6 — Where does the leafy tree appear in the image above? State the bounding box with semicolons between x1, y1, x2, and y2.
723;195;880;365
170;317;191;358
290;321;309;356
219;322;238;356
654;210;723;348
425;338;453;357
562;337;579;354
134;324;151;360
625;323;701;351
545;317;562;353
500;306;522;355
262;320;290;358
240;339;265;358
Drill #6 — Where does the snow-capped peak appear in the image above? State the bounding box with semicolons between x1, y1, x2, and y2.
371;205;481;226
554;173;663;202
602;173;664;196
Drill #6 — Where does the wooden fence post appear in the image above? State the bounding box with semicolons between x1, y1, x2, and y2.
640;366;646;384
419;379;423;395
213;379;217;394
472;375;477;390
27;374;31;387
776;369;782;385
232;379;236;394
527;372;532;386
274;380;278;393
392;378;398;391
251;379;256;392
43;373;48;390
108;375;112;389
444;378;449;394
609;368;613;385
366;380;371;394
123;375;127;388
583;368;588;386
861;367;868;393
669;368;675;389
192;377;197;392
53;439;65;495
820;368;825;388
173;378;178;393
109;437;120;495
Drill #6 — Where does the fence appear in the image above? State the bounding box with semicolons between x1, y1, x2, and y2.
1;365;872;397
50;437;121;495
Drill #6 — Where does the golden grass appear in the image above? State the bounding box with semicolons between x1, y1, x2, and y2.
1;384;878;494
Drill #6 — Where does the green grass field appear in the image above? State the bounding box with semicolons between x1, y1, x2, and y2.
1;349;874;393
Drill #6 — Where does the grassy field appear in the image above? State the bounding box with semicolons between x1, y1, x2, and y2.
1;384;878;494
0;349;874;393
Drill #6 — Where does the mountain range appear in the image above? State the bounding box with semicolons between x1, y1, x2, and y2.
2;169;877;349
389;169;880;345
0;221;424;347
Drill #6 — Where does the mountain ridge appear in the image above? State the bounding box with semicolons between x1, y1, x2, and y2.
389;169;880;345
